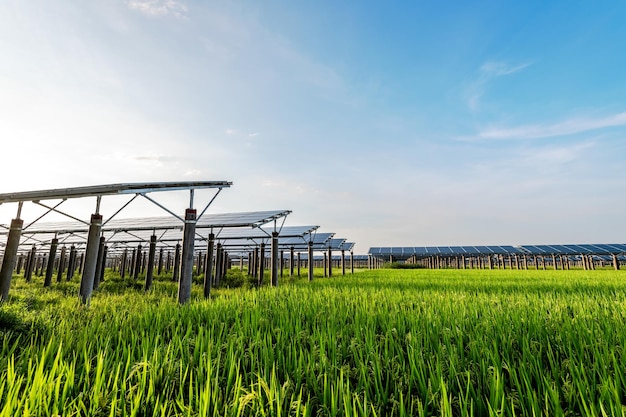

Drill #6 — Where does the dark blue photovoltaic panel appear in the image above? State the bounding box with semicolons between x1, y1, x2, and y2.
438;247;454;254
449;246;465;254
494;246;520;254
424;247;438;254
462;246;481;254
474;246;491;254
414;247;428;255
577;244;606;254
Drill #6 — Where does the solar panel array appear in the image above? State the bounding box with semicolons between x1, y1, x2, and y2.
369;244;626;259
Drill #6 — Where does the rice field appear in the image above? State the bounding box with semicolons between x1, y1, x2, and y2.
1;268;626;416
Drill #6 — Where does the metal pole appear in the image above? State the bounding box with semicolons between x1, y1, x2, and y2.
172;243;181;282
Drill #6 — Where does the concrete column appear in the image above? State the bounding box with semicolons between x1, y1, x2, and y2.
157;248;164;275
328;247;333;277
133;244;142;280
177;209;197;304
172;243;181;282
239;256;243;272
141;251;147;274
308;241;314;281
196;251;203;277
166;251;171;273
99;245;108;283
552;255;557;270
79;214;103;305
67;246;77;280
341;250;346;276
0;217;24;301
351;251;354;274
16;254;24;275
215;243;223;287
24;245;37;282
297;252;301;277
204;233;214;298
44;238;59;287
612;254;620;270
271;232;279;287
270;232;282;287
258;242;266;286
279;249;284;279
120;249;128;278
55;246;67;282
290;247;295;277
323;252;328;277
145;235;157;291
93;236;106;291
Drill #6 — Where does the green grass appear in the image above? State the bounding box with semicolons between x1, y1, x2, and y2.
1;268;626;416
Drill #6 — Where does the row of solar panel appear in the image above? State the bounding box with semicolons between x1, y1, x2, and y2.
369;244;626;257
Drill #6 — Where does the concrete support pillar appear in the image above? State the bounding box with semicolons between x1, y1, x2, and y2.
141;251;147;274
523;255;528;270
196;251;203;277
297;252;301;277
253;248;259;279
215;243;223;287
308;242;314;281
279;250;284;279
552;255;557;270
166;251;171;273
79;213;103;305
350;251;354;274
44;238;59;287
341;250;346;276
177;209;197;304
99;245;108;283
93;236;106;291
145;235;157;291
66;246;76;281
290;247;295;277
258;242;266;286
204;233;214;298
133;244;142;280
157;248;164;275
56;246;67;282
120;249;128;278
612;254;620;270
323;252;328;277
0;217;24;301
24;245;37;282
271;232;279;287
328;247;333;277
172;243;181;282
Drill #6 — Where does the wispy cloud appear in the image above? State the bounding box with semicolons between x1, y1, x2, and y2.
467;61;531;110
471;111;626;141
126;0;188;18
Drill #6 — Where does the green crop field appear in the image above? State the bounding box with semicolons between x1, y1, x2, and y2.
1;268;626;416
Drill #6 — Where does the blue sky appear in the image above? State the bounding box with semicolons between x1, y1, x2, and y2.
1;1;626;253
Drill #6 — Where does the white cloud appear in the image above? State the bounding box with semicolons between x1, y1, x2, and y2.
470;111;626;141
126;0;188;18
466;60;532;111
